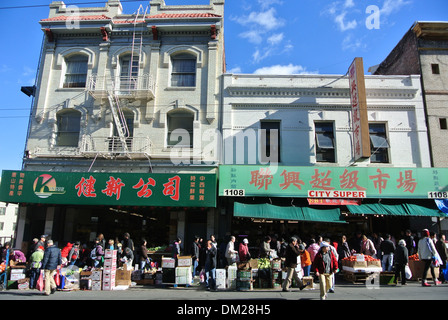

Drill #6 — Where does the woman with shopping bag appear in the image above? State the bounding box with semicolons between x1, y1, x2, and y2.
418;229;441;286
394;239;409;285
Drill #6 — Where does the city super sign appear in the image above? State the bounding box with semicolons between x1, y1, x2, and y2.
0;170;217;207
219;165;448;199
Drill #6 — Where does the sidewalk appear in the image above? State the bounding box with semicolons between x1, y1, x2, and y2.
1;276;447;301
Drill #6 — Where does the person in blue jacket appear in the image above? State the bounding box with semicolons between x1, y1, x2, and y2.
41;239;62;296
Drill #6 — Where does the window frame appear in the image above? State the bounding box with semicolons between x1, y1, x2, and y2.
170;53;197;88
314;121;336;163
56;109;81;147
63;55;89;88
260;121;281;163
369;123;390;163
167;109;194;148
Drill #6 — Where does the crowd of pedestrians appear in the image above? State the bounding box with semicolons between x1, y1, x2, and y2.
1;227;447;298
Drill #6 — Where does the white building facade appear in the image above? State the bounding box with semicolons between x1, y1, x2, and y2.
10;0;225;250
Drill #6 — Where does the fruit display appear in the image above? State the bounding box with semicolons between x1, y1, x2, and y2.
409;253;419;261
257;258;271;269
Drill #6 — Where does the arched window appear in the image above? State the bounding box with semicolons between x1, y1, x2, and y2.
171;53;196;87
167;109;194;147
56;109;81;147
63;55;88;88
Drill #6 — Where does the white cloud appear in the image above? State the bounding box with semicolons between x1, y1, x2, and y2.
239;29;264;44
380;0;412;16
342;34;366;51
233;8;285;31
334;11;357;31
227;66;242;74
344;0;355;8
257;0;283;10
253;64;318;75
267;33;284;46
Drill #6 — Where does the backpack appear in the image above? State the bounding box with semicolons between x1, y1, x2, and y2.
71;247;79;260
90;247;96;259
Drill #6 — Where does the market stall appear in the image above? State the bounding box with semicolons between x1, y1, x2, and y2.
341;254;382;284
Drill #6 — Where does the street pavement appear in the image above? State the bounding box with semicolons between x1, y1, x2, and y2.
1;276;447;301
1;276;445;319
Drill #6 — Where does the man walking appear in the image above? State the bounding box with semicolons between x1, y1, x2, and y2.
312;241;338;300
41;239;62;296
282;237;305;292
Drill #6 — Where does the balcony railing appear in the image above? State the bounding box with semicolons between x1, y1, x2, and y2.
87;74;155;100
81;136;152;159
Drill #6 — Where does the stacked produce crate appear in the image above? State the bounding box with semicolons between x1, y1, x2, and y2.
227;265;237;290
216;269;226;289
103;249;117;290
161;257;176;284
175;256;193;286
236;269;254;291
91;269;102;291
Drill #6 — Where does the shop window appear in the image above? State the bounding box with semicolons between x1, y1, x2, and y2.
167;109;194;147
56;109;81;147
315;122;335;163
171;53;196;87
63;55;88;88
369;123;390;163
260;121;281;163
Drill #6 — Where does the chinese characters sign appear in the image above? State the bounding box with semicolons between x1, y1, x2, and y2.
0;170;216;207
348;57;371;160
219;165;448;199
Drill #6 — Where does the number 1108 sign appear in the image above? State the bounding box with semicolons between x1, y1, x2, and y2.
224;189;245;196
428;191;448;199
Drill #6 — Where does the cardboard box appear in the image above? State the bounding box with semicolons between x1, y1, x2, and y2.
367;260;382;268
104;264;117;272
302;276;314;289
237;270;252;281
80;271;92;279
116;266;132;286
346;260;368;268
103;271;116;283
175;266;192;277
92;280;102;291
105;249;118;259
104;258;117;267
91;270;102;281
177;256;192;267
10;273;26;281
102;280;115;291
249;259;258;269
162;257;176;268
409;260;439;280
271;259;281;270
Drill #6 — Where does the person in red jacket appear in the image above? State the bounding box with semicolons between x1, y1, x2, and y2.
312;241;338;300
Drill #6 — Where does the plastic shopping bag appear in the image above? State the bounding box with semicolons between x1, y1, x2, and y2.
36;270;44;292
54;269;60;287
405;265;412;280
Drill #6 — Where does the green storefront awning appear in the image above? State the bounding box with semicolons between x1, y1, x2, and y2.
346;203;445;217
234;202;347;223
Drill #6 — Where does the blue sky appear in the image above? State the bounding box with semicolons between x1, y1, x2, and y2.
0;0;446;173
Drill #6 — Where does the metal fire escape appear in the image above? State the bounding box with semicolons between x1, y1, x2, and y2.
86;5;153;161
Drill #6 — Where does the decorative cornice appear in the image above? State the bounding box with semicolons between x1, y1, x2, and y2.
227;87;418;99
